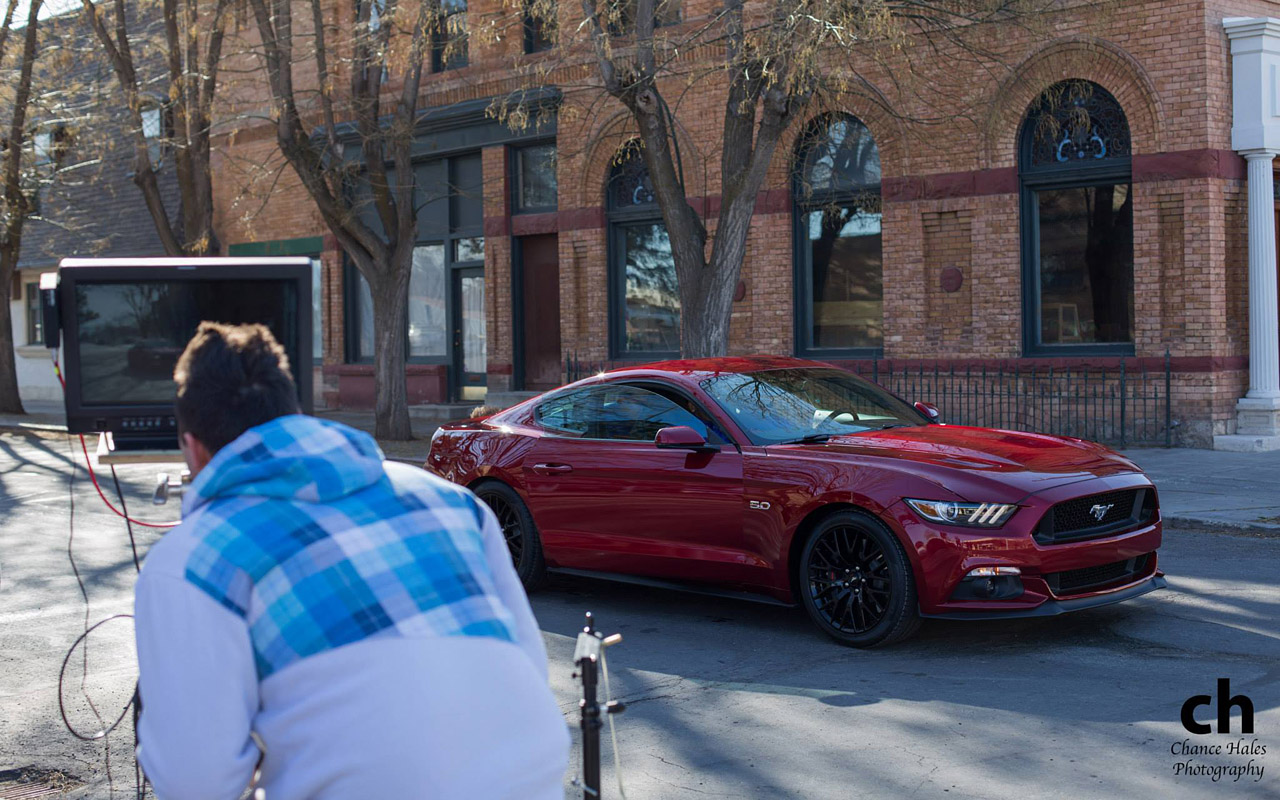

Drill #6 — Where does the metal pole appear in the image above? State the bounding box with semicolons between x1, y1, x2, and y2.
579;614;602;799
1165;349;1173;447
1120;358;1128;449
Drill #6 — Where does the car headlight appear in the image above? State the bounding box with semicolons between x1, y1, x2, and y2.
905;499;1016;528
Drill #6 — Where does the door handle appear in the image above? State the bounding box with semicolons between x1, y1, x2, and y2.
531;463;573;476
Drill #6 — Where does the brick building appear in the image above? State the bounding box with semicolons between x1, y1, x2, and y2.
206;0;1280;448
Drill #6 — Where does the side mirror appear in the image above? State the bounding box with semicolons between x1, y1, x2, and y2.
914;401;941;423
655;425;718;452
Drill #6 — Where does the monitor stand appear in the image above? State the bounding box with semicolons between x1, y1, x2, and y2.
95;432;184;465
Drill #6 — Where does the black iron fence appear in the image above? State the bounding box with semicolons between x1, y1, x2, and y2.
565;352;1174;448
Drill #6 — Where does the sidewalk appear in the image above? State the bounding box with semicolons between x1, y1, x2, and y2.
0;402;461;463
1118;447;1280;536
3;403;1276;534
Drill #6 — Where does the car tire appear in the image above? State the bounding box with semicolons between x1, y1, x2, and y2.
797;509;921;647
473;480;548;592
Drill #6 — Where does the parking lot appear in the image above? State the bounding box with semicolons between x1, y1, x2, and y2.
1;430;1276;798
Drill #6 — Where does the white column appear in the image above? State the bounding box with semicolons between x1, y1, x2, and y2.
1244;152;1280;400
1219;19;1280;447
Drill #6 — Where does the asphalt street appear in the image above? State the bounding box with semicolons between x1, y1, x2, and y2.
0;429;1277;799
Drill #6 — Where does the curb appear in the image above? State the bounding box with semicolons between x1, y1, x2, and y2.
1162;515;1280;540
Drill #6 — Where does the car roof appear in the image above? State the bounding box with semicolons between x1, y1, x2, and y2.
603;355;830;380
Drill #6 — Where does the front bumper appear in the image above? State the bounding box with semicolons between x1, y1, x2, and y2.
888;472;1165;616
920;573;1167;620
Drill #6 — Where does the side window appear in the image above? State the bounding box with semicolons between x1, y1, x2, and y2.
534;389;594;436
624;383;730;444
534;384;711;441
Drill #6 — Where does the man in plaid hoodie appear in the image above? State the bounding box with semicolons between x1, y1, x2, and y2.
134;322;568;799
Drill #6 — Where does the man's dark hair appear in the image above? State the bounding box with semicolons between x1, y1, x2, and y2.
174;322;300;453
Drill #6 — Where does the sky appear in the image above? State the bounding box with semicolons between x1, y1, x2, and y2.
9;0;80;24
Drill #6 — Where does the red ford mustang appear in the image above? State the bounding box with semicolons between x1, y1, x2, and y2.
426;356;1166;646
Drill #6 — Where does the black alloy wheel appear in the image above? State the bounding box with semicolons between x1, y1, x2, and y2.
798;510;920;647
473;480;547;591
489;493;525;565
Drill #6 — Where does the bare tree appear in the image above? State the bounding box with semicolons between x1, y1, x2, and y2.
79;0;232;255
0;0;44;413
246;0;439;440
499;0;1072;357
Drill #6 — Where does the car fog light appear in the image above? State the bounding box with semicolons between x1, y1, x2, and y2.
965;566;1022;577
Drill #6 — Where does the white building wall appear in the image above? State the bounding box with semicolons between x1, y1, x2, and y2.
10;266;61;404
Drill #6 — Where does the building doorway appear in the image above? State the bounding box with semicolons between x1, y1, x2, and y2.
516;234;561;391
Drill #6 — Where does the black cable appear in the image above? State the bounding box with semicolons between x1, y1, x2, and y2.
109;465;148;799
109;465;142;574
59;435;139;799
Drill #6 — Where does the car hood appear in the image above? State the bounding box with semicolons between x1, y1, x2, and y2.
770;424;1143;500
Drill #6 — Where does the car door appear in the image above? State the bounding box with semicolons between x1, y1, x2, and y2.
524;383;753;585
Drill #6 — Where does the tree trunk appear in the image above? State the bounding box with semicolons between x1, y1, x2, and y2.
0;247;26;414
680;255;738;358
367;265;412;440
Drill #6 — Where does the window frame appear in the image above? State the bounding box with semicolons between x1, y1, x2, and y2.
608;0;682;35
1018;83;1135;357
140;104;168;164
792;114;884;360
25;281;43;345
32;131;54;166
606;143;679;361
522;0;555;53
431;0;469;72
512;141;558;214
608;217;680;362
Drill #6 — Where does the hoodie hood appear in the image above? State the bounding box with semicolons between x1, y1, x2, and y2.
184;415;386;515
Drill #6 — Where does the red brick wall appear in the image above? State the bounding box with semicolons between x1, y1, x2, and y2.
208;0;1260;443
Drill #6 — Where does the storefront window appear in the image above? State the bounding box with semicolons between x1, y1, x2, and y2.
409;245;447;357
1020;80;1134;353
794;114;883;355
347;153;485;372
607;141;679;357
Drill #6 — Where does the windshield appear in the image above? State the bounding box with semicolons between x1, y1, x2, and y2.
699;368;927;445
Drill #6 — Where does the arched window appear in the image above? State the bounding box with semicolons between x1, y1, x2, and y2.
1019;80;1134;354
793;114;883;355
607;140;679;357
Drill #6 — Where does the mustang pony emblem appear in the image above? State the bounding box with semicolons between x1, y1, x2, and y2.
1089;503;1115;522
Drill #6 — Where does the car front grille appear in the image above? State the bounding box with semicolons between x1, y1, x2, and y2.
1044;553;1152;596
1035;488;1157;544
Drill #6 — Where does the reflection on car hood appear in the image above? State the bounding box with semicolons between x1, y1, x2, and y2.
774;424;1141;495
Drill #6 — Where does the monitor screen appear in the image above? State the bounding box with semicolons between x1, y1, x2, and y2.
74;280;301;406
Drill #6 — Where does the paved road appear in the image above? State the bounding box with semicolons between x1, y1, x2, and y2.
1;430;1276;799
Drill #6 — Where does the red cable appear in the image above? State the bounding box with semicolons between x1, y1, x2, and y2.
77;435;180;529
53;350;180;529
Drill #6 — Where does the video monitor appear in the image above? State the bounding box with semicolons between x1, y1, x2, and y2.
57;258;313;448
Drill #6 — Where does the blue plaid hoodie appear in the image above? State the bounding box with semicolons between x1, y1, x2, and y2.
133;415;567;800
